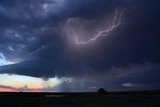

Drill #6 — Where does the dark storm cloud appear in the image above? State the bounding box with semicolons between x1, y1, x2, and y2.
0;0;160;91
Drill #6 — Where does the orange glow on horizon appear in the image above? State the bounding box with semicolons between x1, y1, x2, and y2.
0;88;18;92
0;88;44;92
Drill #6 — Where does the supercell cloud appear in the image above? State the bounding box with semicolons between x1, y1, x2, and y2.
0;0;160;91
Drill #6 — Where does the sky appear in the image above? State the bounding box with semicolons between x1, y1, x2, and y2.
0;0;160;92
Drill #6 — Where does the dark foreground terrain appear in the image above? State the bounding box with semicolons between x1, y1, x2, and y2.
0;91;160;107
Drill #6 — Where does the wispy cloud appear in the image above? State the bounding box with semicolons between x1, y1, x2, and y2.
122;83;142;87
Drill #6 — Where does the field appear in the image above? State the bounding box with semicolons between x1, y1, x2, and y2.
0;91;160;107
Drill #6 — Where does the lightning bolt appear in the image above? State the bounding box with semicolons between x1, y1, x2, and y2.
75;10;123;45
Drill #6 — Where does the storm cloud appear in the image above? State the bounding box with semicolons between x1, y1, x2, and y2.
0;0;160;91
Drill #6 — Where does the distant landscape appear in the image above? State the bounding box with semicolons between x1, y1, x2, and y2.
0;90;160;107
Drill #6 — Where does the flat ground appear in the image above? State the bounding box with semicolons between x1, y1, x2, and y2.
0;91;160;107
